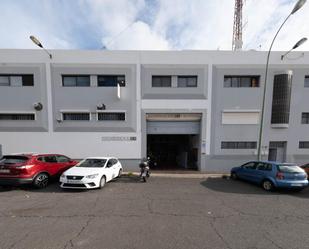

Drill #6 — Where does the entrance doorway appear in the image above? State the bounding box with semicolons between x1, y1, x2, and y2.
147;134;199;170
268;141;287;162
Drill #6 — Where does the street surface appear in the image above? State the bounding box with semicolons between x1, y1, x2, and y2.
1;176;309;249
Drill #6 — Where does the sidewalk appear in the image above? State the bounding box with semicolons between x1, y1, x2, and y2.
123;171;228;179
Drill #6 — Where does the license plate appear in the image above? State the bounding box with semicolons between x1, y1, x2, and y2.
67;180;81;184
291;183;302;187
0;169;10;173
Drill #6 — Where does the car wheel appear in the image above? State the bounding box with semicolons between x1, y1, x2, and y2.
230;172;238;180
117;169;122;178
262;180;274;191
33;173;49;189
99;176;106;189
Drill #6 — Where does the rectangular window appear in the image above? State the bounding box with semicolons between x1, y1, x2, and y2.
62;75;90;87
224;76;260;88
0;113;35;120
305;76;309;87
299;141;309;149
301;113;309;124
0;75;34;86
98;112;125;121
62;113;90;121
177;76;197;87
97;75;125;87
221;141;257;149
152;76;172;87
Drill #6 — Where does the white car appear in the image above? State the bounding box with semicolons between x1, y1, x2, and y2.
60;157;122;189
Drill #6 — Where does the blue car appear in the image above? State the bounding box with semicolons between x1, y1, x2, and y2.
230;161;308;191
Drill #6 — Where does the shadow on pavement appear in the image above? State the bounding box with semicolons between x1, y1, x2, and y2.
0;176;141;193
200;177;309;198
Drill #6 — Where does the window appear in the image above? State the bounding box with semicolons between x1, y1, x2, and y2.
0;113;35;120
221;141;257;149
177;76;197;87
152;76;172;87
305;76;309;87
301;113;309;124
62;113;90;121
242;162;257;170
62;75;90;87
56;155;70;163
43;156;57;163
98;75;125;87
0;75;34;86
257;163;272;171
224;76;260;88
97;112;125;121
299;141;309;149
221;111;259;125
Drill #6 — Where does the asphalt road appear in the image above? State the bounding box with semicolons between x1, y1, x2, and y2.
1;176;309;249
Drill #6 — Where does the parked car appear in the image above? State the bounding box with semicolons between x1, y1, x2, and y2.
230;161;308;191
300;163;309;179
60;157;122;189
0;153;77;188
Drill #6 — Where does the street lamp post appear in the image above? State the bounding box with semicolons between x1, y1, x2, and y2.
257;0;306;161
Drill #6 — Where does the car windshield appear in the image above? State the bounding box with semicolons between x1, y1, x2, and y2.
277;164;304;173
76;159;106;168
0;156;29;165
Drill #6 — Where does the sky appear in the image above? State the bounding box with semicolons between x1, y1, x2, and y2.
0;0;308;51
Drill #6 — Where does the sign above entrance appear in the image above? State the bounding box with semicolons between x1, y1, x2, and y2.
146;113;202;121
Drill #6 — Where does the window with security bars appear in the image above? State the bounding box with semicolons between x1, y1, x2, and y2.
152;76;172;87
221;141;257;149
224;76;260;88
301;113;309;124
177;76;197;87
97;112;125;121
62;75;90;87
97;75;125;87
299;141;309;149
0;75;34;86
305;76;309;87
0;113;35;120
62;113;90;121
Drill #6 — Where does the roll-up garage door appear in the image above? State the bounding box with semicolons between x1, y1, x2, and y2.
147;121;200;134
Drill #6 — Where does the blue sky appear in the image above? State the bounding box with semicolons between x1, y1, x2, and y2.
0;0;308;51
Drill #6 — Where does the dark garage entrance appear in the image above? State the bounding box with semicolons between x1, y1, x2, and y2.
147;134;199;170
146;113;202;171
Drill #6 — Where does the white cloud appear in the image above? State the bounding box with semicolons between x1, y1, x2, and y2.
0;0;308;51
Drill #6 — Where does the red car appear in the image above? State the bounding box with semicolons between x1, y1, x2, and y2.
0;154;77;188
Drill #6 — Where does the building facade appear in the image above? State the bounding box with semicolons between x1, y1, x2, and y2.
0;49;309;172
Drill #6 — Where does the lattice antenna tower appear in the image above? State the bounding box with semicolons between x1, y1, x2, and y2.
232;0;243;51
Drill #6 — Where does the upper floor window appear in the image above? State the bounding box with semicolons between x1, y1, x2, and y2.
305;76;309;87
0;75;34;86
152;76;171;87
221;141;257;149
301;113;309;124
98;75;125;87
97;112;125;121
62;75;90;87
0;113;35;121
299;141;309;149
62;112;90;121
177;76;197;87
224;76;260;88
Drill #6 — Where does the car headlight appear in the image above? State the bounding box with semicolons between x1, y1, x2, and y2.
60;174;66;178
86;174;99;179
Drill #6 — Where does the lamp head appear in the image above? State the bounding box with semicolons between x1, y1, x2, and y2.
291;0;306;14
30;35;43;48
292;37;307;49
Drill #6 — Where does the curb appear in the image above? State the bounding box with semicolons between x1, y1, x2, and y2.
123;172;229;179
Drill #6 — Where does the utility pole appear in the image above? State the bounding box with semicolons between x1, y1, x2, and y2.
232;0;243;51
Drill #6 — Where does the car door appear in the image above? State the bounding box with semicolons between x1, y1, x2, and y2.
55;155;74;173
255;162;271;183
105;159;114;182
111;159;120;178
41;155;59;176
240;162;257;181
